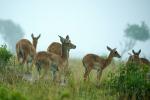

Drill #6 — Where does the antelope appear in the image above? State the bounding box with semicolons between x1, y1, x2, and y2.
35;35;76;83
47;36;76;56
16;33;41;73
82;46;121;85
126;50;141;65
127;49;150;66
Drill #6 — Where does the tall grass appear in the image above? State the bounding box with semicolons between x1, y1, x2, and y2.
0;58;118;100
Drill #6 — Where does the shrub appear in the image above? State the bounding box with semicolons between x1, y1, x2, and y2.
105;63;150;99
0;85;27;100
0;44;12;66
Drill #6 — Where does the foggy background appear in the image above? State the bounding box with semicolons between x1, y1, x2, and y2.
0;0;150;60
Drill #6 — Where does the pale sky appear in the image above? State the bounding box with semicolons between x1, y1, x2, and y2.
0;0;150;59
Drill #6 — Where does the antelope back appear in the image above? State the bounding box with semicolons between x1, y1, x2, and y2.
47;42;62;56
35;51;52;71
140;58;150;66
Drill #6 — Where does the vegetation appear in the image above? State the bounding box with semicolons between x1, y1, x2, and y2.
105;63;150;100
0;85;26;100
0;44;12;68
0;45;149;100
0;58;118;100
0;57;149;100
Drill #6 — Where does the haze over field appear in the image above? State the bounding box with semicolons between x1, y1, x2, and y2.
0;0;150;59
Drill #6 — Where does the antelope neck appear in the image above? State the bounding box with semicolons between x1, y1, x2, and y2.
61;44;69;60
103;53;113;69
32;41;37;50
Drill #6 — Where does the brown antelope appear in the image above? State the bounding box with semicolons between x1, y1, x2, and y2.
16;33;41;72
35;35;76;83
47;36;76;56
127;49;150;66
82;46;121;85
126;50;141;65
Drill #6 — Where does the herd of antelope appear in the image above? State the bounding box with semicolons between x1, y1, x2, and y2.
16;34;150;85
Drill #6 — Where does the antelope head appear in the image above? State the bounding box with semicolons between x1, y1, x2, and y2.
31;33;41;49
58;35;76;59
132;49;141;62
58;35;76;50
107;46;121;58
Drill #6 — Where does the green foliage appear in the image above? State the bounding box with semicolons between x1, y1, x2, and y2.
106;63;150;99
0;44;12;65
125;21;150;41
0;85;27;100
0;59;135;100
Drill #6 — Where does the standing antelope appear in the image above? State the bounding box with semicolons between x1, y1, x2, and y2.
35;35;76;83
82;46;121;85
16;33;41;72
127;49;150;66
47;36;76;56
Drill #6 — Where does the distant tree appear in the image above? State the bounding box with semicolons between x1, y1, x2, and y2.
0;19;24;53
120;21;150;57
125;21;150;41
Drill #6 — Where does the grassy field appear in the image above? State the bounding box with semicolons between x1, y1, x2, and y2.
0;58;120;100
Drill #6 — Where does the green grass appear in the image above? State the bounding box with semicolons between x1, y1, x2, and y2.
0;58;124;100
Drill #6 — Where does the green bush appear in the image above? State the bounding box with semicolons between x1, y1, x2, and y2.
0;85;27;100
0;44;12;66
106;63;150;99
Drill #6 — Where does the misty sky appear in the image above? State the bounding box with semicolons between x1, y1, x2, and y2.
0;0;150;59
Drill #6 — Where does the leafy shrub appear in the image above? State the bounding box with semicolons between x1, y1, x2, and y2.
105;63;150;99
0;85;27;100
0;44;12;66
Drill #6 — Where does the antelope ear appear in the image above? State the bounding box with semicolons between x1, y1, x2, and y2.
58;35;65;43
66;35;69;40
37;34;41;39
107;46;112;51
31;33;34;38
138;49;141;55
132;50;135;54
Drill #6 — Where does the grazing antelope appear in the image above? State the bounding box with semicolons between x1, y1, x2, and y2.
82;46;121;85
16;33;41;72
35;35;76;83
127;49;150;66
